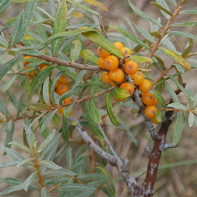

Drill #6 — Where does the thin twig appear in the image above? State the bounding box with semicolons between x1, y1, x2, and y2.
99;16;109;39
29;54;101;71
0;115;39;123
152;65;174;86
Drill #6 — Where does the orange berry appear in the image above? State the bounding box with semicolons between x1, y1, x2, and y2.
142;92;155;106
40;65;48;71
58;107;72;115
120;47;132;57
101;72;111;84
98;57;105;69
104;55;119;71
109;68;124;84
29;76;33;83
151;116;160;124
64;97;72;104
144;105;158;119
58;76;67;85
120;82;134;95
97;46;110;58
130;71;144;85
113;42;124;51
55;84;69;96
111;81;116;87
138;79;151;93
23;56;32;66
124;60;138;75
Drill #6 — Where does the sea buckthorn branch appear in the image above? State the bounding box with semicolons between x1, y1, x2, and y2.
148;3;184;59
142;109;174;196
30;54;102;71
129;76;159;141
70;116;143;197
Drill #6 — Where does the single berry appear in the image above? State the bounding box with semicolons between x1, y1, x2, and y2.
144;105;158;119
40;65;48;71
23;56;32;66
138;79;151;93
55;84;69;96
101;72;112;84
104;55;119;71
151;116;160;124
97;46;110;58
124;60;138;75
58;76;67;85
113;42;125;51
120;82;134;95
142;92;155;106
64;97;72;104
58;107;72;115
109;68;124;84
130;71;144;85
98;57;105;69
120;47;132;57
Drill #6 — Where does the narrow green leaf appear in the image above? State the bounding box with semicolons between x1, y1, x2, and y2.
80;49;98;65
180;9;197;15
156;0;171;19
182;39;193;58
43;77;50;105
128;1;161;27
67;0;99;15
89;97;102;124
0;162;18;168
0;55;22;80
86;101;104;139
169;31;197;41
167;0;177;6
111;25;149;49
49;0;55;16
151;2;172;16
41;187;50;197
106;93;120;126
0;0;10;13
135;25;155;43
159;47;191;71
172;22;197;26
39;160;62;169
172;112;184;145
9;141;31;154
16;158;33;168
0;183;23;195
29;103;52;111
166;82;179;102
167;102;187;111
4;120;14;149
130;55;153;64
82;31;123;58
52;0;68;54
188;112;194;128
154;91;166;108
40;109;58;136
70;40;82;62
23;172;37;191
43;168;76;177
114;87;130;100
39;28;93;50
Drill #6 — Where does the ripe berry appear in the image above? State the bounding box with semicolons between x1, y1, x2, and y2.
97;46;110;58
40;65;48;71
64;97;72;104
138;79;151;93
144;105;158;119
101;72;111;84
104;55;119;71
130;71;144;85
98;57;105;69
109;68;124;84
120;82;134;95
142;92;155;106
120;47;132;57
124;60;138;75
23;56;32;66
58;107;72;115
113;42;124;51
58;76;67;85
151;116;160;124
154;97;158;106
55;84;69;96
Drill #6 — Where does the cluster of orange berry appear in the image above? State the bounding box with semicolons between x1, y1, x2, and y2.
55;76;72;115
97;42;159;124
23;56;72;115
